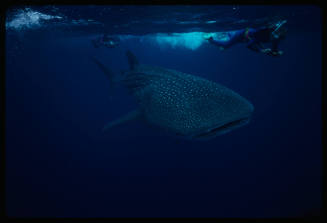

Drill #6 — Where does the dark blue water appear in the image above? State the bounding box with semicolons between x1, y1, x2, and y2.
5;5;322;218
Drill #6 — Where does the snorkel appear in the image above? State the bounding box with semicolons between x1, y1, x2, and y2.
271;20;287;39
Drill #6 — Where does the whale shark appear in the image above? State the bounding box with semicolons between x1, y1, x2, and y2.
91;50;254;140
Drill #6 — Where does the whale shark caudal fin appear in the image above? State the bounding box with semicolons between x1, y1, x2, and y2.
102;109;142;131
126;50;139;70
90;56;116;91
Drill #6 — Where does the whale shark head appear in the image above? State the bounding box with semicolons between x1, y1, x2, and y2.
123;50;254;139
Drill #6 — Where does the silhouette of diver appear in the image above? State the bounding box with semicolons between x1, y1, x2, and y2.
92;34;120;48
204;20;287;57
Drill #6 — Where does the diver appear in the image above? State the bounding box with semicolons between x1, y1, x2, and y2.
92;34;120;49
204;20;287;57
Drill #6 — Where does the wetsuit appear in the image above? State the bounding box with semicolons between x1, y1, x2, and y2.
208;27;281;53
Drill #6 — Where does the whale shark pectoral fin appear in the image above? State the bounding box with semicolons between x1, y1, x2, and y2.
126;50;139;70
102;109;142;132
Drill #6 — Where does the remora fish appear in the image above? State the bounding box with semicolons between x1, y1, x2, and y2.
91;50;254;139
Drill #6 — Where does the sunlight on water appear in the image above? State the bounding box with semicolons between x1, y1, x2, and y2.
119;32;229;50
6;8;62;30
6;7;229;51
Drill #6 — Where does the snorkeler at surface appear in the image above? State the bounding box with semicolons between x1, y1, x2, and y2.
92;34;120;48
204;20;287;57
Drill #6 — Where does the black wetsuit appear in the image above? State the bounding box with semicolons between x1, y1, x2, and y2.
208;27;281;53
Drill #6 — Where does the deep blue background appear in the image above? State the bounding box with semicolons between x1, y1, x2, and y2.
5;6;322;218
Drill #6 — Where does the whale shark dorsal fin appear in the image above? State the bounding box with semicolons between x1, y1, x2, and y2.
126;50;139;70
102;109;141;132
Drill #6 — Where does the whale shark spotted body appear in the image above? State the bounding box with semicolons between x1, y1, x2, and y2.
91;50;254;140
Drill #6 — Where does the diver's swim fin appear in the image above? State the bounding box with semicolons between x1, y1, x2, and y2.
102;109;142;131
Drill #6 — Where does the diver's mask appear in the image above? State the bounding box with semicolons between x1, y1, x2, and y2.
271;20;287;39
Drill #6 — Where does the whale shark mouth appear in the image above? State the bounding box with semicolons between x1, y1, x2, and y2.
194;117;251;139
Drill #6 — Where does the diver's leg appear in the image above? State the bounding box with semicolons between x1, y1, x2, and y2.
223;30;243;48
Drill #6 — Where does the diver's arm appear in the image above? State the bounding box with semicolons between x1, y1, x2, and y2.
271;39;283;54
271;39;279;51
266;39;283;57
247;42;279;56
247;44;260;52
255;42;273;53
257;42;266;50
246;40;264;52
257;43;275;55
